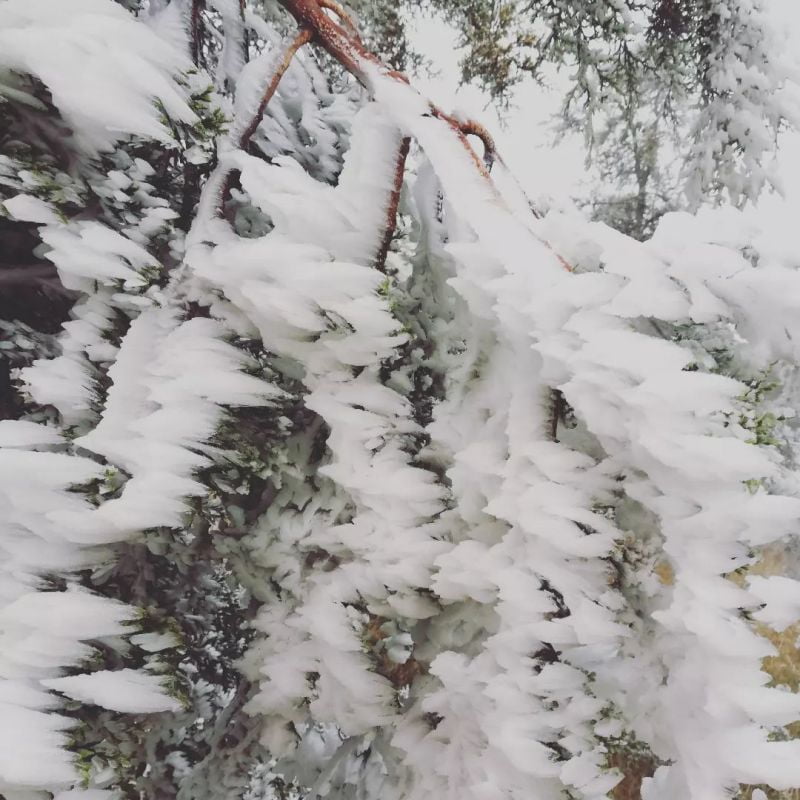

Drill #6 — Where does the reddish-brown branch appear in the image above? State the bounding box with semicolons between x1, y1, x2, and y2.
236;28;314;150
268;1;573;272
278;0;380;78
459;119;497;170
277;0;493;183
434;111;497;171
375;137;410;271
317;0;361;40
216;27;314;214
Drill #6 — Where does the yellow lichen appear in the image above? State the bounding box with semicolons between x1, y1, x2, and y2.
730;544;800;800
652;558;674;586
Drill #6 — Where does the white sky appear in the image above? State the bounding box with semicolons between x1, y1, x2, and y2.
408;15;586;206
407;2;800;215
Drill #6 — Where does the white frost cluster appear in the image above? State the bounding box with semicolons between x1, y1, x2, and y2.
215;59;800;800
683;0;800;206
0;0;196;152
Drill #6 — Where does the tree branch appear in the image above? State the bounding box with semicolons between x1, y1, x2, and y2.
374;137;410;271
236;28;314;150
276;0;492;180
436;113;497;170
0;264;58;285
0;264;76;298
317;0;361;40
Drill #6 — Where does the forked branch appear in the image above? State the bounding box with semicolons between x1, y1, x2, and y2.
278;0;494;176
204;0;570;272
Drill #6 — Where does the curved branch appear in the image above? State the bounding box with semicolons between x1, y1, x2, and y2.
435;112;497;171
459;119;497;170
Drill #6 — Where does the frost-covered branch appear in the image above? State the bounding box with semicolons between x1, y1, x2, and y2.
374;136;409;271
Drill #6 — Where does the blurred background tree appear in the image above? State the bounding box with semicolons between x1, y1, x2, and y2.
345;0;798;239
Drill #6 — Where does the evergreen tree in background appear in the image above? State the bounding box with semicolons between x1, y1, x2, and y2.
349;0;799;238
2;2;800;800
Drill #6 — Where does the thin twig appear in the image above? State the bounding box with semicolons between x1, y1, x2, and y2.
215;28;314;215
237;28;314;150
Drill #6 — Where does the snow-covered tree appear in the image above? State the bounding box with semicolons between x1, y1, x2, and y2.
2;1;800;800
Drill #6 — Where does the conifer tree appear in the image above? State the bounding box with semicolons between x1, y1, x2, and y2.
349;0;799;237
1;2;800;800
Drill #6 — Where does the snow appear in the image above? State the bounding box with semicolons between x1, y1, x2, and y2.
748;576;800;631
0;0;196;152
1;588;137;640
0;421;62;448
2;194;61;225
43;669;182;714
0;704;78;787
42;223;153;287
